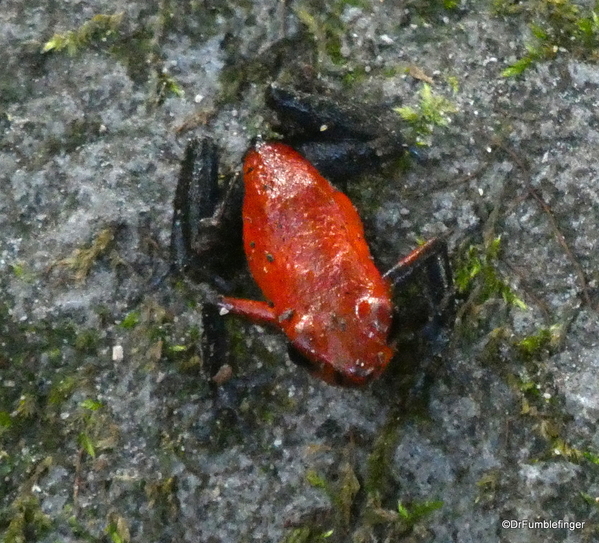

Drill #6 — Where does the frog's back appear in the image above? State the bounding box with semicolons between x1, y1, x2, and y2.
242;142;386;306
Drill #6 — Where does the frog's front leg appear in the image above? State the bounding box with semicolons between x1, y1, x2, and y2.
218;297;278;327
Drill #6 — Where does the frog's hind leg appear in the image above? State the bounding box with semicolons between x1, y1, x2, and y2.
381;237;454;406
384;237;454;334
265;85;406;186
171;138;219;274
170;138;245;401
171;138;243;290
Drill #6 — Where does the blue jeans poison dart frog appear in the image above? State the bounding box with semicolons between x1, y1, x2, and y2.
171;86;453;387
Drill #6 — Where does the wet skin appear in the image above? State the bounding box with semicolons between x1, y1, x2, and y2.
220;142;394;386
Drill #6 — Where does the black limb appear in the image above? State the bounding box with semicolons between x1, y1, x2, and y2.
171;138;220;274
294;140;380;186
266;85;405;185
384;238;452;303
385;238;454;348
373;238;454;406
267;85;379;141
287;345;318;374
201;304;229;384
170;138;243;289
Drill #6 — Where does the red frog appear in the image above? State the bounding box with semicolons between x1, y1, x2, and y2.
171;87;452;387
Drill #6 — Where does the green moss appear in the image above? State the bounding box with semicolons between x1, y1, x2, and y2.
301;450;443;540
339;0;370;8
120;311;141;330
13;393;37;419
364;416;400;497
0;410;13;431
0;306;101;461
446;75;460;93
452;234;531;351
508;359;558;418
335;462;361;528
475;470;500;505
394;83;457;146
0;299;129;540
292;0;369;71
306;469;328;489
455;236;527;313
497;0;599;77
2;494;53;543
155;71;185;105
279;527;335;543
503;352;599;467
9;263;35;283
145;477;179;524
105;513;131;543
402;0;460;22
305;461;359;536
293;4;341;69
515;325;562;360
582;450;599;465
382;65;405;78
41;13;184;106
396;499;443;528
75;399;119;460
341;66;368;87
54;226;118;282
48;374;80;406
291;405;443;541
42;13;124;55
580;491;599;513
74;329;100;354
548;439;599;465
513;372;542;398
279;527;313;543
80;398;103;411
78;431;97;458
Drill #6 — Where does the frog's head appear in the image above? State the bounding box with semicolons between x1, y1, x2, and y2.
287;294;394;387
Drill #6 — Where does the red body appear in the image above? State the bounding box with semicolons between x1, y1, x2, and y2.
220;142;394;386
